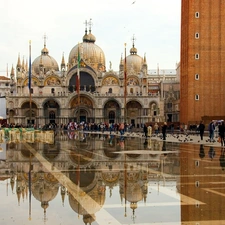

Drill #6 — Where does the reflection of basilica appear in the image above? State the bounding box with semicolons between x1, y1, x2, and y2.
6;19;180;126
1;132;180;224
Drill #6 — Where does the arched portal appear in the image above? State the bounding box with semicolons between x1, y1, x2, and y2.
21;102;38;126
126;101;142;127
104;100;121;123
43;100;60;125
70;96;94;123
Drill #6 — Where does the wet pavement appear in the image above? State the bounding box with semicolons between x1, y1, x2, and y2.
0;130;225;225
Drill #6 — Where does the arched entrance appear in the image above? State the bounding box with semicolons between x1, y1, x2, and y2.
70;96;94;123
104;100;121;123
43;100;60;125
126;101;142;127
21;102;38;126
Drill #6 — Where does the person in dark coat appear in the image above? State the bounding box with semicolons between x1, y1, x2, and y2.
162;122;167;140
143;124;148;138
199;121;205;141
218;121;225;146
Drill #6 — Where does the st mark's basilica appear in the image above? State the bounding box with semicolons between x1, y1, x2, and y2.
6;20;180;127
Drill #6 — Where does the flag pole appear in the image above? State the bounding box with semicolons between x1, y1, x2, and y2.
77;44;80;124
29;40;32;128
124;43;127;123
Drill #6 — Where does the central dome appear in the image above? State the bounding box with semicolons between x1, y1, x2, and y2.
68;29;105;72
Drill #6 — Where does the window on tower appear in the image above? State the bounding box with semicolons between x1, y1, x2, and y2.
195;54;199;59
195;74;199;80
195;12;199;18
195;95;199;100
195;32;199;39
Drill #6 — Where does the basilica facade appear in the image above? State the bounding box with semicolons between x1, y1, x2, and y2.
6;23;179;127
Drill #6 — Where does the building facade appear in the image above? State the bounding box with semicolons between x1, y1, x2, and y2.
180;0;225;125
5;22;179;127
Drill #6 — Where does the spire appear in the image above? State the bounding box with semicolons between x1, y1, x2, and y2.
61;186;66;206
88;18;93;34
120;54;123;64
10;65;15;78
83;20;89;42
41;34;49;55
10;177;15;193
61;52;66;71
130;34;137;55
17;53;21;69
119;53;124;72
87;18;96;43
25;58;28;71
61;53;65;66
144;53;147;63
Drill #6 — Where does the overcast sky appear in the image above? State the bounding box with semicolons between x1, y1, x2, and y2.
0;0;181;75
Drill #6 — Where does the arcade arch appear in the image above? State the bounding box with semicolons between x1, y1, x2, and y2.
103;100;121;124
70;95;94;122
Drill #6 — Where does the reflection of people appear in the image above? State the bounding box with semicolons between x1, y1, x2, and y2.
162;122;167;140
219;150;225;170
208;146;215;160
109;134;114;146
119;123;125;138
162;141;167;156
143;139;148;149
199;144;205;159
119;139;124;149
147;138;152;149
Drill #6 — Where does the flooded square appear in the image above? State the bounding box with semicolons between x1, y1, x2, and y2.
0;130;224;225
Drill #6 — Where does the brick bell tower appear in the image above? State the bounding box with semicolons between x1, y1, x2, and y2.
180;0;225;125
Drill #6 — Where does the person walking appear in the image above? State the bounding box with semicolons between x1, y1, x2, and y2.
143;124;148;138
154;123;159;135
147;124;152;137
119;122;125;139
199;121;205;141
218;121;225;147
208;120;215;142
162;122;167;140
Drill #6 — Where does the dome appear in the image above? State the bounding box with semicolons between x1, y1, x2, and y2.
126;54;143;74
32;44;59;75
125;43;144;74
32;181;59;203
126;183;143;203
69;32;105;71
68;186;104;215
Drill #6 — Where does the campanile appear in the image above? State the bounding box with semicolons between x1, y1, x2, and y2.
180;0;225;124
